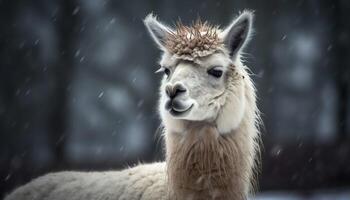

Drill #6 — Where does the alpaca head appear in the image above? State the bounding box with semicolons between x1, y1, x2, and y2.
144;11;254;134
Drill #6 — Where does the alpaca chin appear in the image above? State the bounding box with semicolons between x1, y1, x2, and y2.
159;96;186;134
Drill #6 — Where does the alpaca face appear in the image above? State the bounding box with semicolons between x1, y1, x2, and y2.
144;11;253;133
157;52;232;122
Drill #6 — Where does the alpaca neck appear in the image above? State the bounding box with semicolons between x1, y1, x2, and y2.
165;116;257;200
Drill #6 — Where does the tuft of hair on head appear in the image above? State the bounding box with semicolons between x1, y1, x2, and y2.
144;10;254;61
164;19;223;60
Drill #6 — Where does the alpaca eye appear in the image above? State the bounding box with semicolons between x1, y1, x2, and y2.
207;67;223;78
164;67;170;76
155;66;171;76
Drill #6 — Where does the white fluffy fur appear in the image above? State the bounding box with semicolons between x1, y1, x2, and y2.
5;163;168;200
5;11;259;200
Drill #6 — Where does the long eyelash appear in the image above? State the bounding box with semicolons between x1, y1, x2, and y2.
155;67;164;74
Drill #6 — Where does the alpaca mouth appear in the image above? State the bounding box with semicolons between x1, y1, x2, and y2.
170;104;193;116
166;99;193;116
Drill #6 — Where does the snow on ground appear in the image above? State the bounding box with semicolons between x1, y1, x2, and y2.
254;189;350;200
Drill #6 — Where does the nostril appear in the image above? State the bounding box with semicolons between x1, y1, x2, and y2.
166;84;187;99
174;87;186;96
172;84;186;98
165;85;172;98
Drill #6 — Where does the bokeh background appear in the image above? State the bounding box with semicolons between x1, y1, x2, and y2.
1;0;350;199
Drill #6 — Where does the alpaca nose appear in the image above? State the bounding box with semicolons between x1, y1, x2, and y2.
165;83;187;99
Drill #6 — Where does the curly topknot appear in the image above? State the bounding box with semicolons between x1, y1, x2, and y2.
165;20;224;60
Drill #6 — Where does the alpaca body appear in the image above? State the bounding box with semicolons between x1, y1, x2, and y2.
6;11;261;200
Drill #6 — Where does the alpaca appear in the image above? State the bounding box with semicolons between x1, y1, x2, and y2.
5;11;260;200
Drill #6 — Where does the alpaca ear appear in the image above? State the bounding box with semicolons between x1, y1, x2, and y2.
144;14;173;50
221;11;253;59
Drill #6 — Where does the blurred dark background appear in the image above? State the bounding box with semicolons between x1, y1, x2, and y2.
1;0;350;199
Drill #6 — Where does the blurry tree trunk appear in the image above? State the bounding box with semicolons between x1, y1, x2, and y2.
332;0;350;142
49;0;78;169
